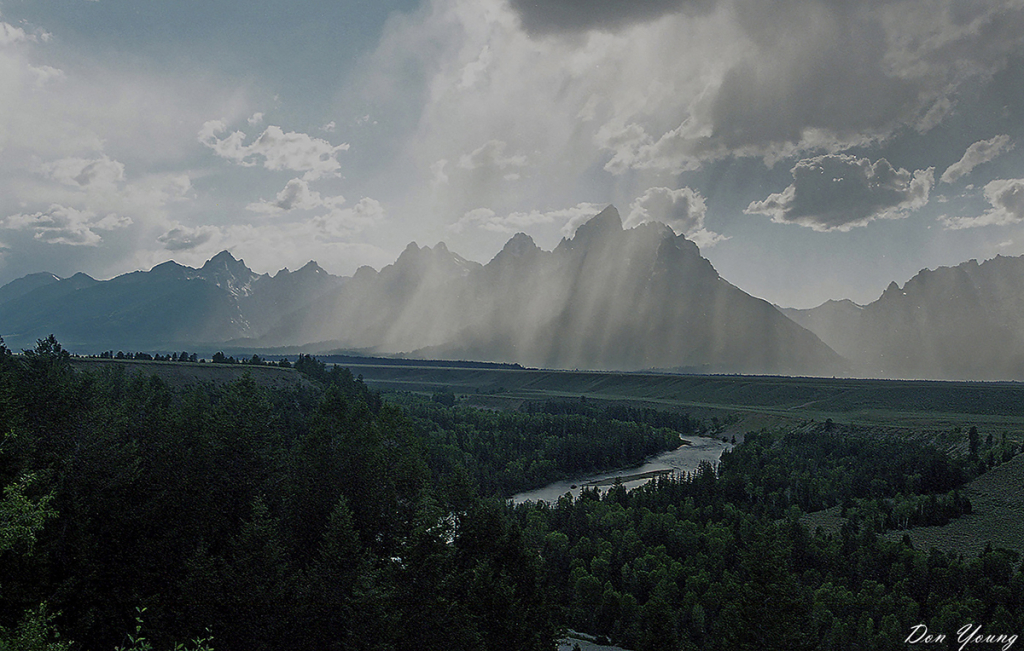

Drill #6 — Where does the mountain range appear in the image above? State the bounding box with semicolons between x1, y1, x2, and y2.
1;205;1022;380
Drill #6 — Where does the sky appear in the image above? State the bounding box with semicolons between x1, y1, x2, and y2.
0;0;1023;308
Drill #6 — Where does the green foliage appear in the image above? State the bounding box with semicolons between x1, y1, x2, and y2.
115;608;214;651
400;394;691;496
0;603;71;651
0;337;553;651
3;336;1018;651
0;472;55;555
512;423;1021;650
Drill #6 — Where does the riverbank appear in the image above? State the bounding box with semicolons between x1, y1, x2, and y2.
510;434;731;504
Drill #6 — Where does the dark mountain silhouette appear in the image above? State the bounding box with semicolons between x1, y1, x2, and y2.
784;255;1024;380
0;253;343;352
10;206;1021;379
0;271;62;306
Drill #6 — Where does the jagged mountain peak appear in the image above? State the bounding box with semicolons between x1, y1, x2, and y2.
571;204;621;239
197;250;262;298
881;280;902;298
201;250;248;272
493;232;540;261
269;260;332;282
296;260;327;275
392;240;479;274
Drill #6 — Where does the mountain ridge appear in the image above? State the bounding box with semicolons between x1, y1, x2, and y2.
2;207;1021;379
784;254;1024;380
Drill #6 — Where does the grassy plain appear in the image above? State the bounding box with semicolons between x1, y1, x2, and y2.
881;453;1024;558
344;361;1024;434
69;357;312;390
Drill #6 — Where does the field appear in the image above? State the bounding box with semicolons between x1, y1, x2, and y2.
881;452;1024;558
342;359;1024;434
69;357;312;390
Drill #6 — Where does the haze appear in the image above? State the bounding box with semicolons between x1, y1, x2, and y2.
1;0;1023;309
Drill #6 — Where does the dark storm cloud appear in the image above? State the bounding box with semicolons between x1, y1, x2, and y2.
508;0;712;35
745;155;934;231
711;1;920;154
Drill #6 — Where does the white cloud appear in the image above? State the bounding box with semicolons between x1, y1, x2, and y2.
312;197;387;238
28;155;192;231
157;223;220;251
940;135;1013;184
247;112;264;126
625;186;725;246
450;202;606;235
430;159;449;187
745;155;934;231
322;121;336;132
0;21;29;46
942;178;1024;229
28;64;64;87
625;186;704;232
42;155;125;191
457;140;527;170
122;173;192;209
199;122;350;180
246;178;346;214
4;203;131;245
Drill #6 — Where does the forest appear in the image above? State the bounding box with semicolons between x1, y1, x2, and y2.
1;336;1022;650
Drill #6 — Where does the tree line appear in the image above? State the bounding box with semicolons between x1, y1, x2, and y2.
0;337;553;650
2;336;1020;650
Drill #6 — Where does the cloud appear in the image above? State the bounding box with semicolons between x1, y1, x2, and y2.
457;140;528;170
745;155;934;231
199;122;350;180
312;197;386;238
588;0;1024;173
373;0;1024;222
624;186;725;246
28;64;64;87
157;224;220;251
42;155;125;191
246;178;345;214
942;178;1024;229
247;112;264;126
508;0;711;36
4;204;131;245
0;21;30;46
450;202;607;235
940;135;1013;184
625;186;704;232
598;120;715;176
430;159;449;187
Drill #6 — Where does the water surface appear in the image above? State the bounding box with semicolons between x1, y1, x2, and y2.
511;435;731;504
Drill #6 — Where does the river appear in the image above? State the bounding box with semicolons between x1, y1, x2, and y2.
510;435;732;505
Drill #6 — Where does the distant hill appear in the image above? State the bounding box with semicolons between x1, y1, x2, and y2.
0;253;343;352
0;271;62;305
784;255;1024;380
